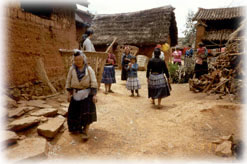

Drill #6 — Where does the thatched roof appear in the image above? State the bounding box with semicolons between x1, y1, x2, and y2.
91;5;178;46
193;6;245;21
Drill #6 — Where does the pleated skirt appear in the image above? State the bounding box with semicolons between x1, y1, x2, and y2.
148;74;170;99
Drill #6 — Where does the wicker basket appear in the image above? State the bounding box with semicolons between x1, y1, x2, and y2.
137;55;149;71
115;45;139;69
59;49;108;89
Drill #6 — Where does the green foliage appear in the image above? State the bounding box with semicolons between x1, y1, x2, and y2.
182;10;196;46
168;59;195;83
168;62;179;83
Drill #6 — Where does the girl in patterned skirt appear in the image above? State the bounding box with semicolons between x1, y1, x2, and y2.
126;56;141;97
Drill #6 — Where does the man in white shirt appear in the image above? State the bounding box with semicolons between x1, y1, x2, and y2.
82;29;96;52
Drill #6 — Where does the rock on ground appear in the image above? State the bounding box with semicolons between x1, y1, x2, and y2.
5;95;18;108
30;108;58;117
5;138;48;162
57;107;68;116
0;131;19;147
60;103;69;108
8;116;40;131
26;100;51;108
215;141;233;157
8;107;26;118
37;116;66;138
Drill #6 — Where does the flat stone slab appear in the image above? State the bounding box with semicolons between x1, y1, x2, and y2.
5;138;48;162
0;131;19;147
8;116;40;131
30;108;58;117
60;103;69;108
5;95;18;108
8;107;33;118
37;116;66;138
26;100;51;108
57;107;68;116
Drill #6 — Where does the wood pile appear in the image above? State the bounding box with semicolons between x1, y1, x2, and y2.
189;33;244;96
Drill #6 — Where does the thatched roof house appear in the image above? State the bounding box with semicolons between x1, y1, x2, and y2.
193;6;245;49
91;5;178;57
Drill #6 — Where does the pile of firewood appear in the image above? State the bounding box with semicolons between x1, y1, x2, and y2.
189;35;244;96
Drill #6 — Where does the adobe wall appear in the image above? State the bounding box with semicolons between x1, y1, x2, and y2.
195;24;206;49
6;6;78;100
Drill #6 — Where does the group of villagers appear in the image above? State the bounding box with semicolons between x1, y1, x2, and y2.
65;29;171;141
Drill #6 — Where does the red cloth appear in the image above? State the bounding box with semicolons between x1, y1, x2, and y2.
155;44;162;49
106;53;116;65
197;47;206;55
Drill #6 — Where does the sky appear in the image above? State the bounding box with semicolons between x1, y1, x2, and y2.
78;0;246;37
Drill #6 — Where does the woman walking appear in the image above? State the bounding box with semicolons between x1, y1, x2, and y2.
101;47;117;94
146;48;171;109
66;50;98;140
121;46;132;81
126;56;141;97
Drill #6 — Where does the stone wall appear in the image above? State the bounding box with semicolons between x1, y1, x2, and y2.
6;6;78;100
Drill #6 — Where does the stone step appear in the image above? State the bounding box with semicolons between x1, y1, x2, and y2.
8;116;40;131
57;107;68;116
30;108;58;117
26;100;52;108
37;116;66;138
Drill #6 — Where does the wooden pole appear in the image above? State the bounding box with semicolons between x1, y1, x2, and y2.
105;37;117;53
35;57;57;94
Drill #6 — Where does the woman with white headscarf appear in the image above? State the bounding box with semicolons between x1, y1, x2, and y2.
65;50;98;140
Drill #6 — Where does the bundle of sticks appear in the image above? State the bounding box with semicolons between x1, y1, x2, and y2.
189;37;244;95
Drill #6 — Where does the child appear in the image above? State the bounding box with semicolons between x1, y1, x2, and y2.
101;47;116;94
126;56;141;97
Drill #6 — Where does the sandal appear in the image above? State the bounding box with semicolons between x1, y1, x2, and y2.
108;90;114;93
81;133;89;140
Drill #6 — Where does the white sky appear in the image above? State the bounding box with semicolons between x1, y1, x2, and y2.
79;0;246;37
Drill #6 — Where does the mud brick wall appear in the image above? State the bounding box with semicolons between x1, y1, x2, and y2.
6;6;78;99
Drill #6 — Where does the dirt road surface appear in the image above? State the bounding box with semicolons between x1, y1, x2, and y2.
13;70;243;161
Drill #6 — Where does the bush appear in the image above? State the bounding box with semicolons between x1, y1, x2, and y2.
167;62;179;83
168;60;195;83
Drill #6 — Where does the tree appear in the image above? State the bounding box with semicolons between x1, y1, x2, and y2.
182;10;196;46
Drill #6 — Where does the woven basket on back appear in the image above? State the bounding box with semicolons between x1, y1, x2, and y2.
59;50;108;89
115;45;139;69
84;51;108;89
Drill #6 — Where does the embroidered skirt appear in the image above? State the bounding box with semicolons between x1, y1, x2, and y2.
148;74;170;99
126;77;141;90
67;95;97;132
101;65;116;84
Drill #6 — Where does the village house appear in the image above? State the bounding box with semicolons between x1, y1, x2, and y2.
6;1;90;100
90;5;178;64
193;6;245;49
75;8;93;43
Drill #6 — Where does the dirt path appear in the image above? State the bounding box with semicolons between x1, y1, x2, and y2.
42;70;242;160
